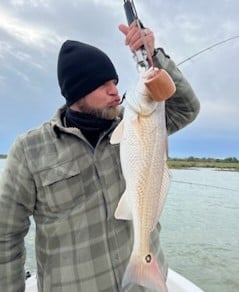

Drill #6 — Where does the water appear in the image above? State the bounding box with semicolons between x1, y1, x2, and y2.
161;168;239;292
0;159;239;291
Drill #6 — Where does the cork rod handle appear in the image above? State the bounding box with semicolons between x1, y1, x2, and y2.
144;69;176;102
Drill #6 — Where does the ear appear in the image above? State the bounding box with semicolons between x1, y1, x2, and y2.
110;121;124;144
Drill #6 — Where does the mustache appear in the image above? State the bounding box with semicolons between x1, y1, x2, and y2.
76;102;123;120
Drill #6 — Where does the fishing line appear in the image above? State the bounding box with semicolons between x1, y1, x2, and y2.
177;35;239;66
172;179;239;193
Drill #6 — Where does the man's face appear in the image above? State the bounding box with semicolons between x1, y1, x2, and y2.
70;79;122;119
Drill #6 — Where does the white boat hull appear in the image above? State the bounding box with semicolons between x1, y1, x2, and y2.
26;268;203;291
167;269;203;292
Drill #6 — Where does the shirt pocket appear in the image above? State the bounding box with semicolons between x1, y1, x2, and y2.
38;160;85;212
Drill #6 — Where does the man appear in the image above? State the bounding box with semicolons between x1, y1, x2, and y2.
0;22;200;292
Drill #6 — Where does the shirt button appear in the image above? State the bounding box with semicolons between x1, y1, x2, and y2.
114;253;120;262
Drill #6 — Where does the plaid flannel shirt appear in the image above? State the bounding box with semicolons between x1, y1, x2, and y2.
0;49;200;292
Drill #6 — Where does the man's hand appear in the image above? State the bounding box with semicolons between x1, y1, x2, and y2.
118;21;155;56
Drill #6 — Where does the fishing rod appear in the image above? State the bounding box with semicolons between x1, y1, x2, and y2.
177;35;239;66
172;179;239;193
124;2;238;67
122;0;176;101
123;0;152;69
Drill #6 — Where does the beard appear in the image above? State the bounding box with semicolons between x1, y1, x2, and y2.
74;100;122;120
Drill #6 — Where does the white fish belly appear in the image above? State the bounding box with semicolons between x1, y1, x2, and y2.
120;103;170;255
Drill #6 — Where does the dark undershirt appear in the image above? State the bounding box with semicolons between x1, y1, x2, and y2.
65;107;114;147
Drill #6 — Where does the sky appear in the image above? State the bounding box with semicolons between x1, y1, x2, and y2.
0;0;238;158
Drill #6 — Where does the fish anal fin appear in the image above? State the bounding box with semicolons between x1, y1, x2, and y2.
114;192;132;220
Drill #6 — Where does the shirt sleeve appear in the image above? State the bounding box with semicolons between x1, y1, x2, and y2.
0;136;36;292
153;48;200;135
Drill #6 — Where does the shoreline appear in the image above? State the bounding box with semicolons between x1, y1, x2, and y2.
168;159;239;172
1;157;239;172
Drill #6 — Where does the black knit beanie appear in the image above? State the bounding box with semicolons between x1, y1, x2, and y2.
57;40;119;106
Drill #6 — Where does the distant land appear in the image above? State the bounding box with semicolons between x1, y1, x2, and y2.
1;154;238;171
168;157;239;171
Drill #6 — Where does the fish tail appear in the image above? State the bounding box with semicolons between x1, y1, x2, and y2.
122;253;168;292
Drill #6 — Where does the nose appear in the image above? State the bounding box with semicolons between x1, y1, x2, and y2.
107;80;118;96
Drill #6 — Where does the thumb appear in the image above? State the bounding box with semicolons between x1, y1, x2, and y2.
118;24;129;36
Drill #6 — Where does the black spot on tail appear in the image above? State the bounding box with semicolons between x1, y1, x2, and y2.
145;254;152;263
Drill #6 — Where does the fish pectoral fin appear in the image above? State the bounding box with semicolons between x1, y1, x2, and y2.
110;121;124;144
114;192;132;220
132;116;142;139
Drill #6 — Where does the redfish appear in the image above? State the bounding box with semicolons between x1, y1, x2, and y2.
111;68;171;291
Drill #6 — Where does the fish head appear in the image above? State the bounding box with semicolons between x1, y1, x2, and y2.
125;68;158;116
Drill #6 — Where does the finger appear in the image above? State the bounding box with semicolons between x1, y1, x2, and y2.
131;34;154;53
129;20;137;29
121;21;138;45
127;26;151;46
130;38;143;51
143;28;151;37
125;25;142;45
129;28;151;48
118;24;129;36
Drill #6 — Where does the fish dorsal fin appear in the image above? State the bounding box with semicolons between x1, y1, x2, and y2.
114;191;132;220
110;121;124;144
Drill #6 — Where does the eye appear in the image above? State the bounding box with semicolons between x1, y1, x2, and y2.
103;80;118;87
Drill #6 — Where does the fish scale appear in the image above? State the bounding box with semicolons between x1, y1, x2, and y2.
111;68;171;291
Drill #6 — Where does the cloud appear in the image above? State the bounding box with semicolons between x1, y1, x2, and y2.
10;0;50;8
0;9;57;48
0;0;238;157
